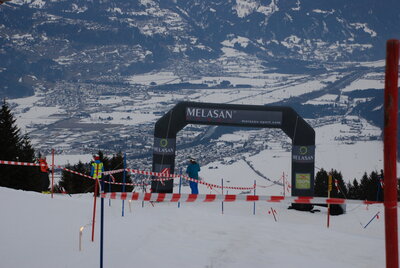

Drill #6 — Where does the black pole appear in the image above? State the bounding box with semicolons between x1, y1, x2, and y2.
100;179;105;268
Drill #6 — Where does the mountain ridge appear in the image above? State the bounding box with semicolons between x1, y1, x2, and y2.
1;0;399;98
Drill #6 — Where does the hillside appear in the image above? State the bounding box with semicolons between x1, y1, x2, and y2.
0;186;387;268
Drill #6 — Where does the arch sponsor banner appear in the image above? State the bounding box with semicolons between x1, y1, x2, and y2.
153;137;176;155
295;173;311;189
292;145;315;163
186;107;282;126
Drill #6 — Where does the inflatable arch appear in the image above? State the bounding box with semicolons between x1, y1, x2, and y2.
152;101;315;198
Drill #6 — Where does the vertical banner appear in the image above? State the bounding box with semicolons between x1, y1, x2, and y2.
292;145;315;197
152;136;176;193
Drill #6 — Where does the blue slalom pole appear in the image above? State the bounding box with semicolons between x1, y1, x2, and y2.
221;179;224;215
108;175;111;207
122;153;126;217
100;178;105;268
178;167;182;208
364;211;380;229
253;180;256;215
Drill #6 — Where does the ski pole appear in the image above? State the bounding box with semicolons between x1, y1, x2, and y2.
178;168;182;208
221;178;224;215
122;152;126;217
253;180;256;215
364;211;380;229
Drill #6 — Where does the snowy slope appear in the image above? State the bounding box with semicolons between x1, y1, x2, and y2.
0;186;389;268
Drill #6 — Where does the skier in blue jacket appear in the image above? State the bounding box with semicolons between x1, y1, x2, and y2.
186;157;200;194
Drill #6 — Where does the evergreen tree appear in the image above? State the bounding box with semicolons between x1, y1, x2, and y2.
314;168;328;197
347;178;361;199
104;152;133;192
369;170;383;201
377;169;384;202
15;134;43;191
314;168;348;215
348;171;384;201
330;169;348;199
58;161;93;194
362;171;382;201
359;172;369;200
314;169;347;198
0;100;43;192
0;100;22;188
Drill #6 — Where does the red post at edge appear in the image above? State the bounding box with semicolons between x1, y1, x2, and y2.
51;148;54;199
383;39;399;268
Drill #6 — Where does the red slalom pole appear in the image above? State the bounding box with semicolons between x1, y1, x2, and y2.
91;179;99;242
51;148;55;198
383;39;399;268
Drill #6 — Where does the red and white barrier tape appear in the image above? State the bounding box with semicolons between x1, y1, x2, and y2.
182;175;255;190
0;160;42;167
124;168;255;190
104;181;149;187
254;182;276;188
102;169;126;175
0;159;386;205
0;160;260;190
101;192;382;205
126;168;178;178
59;166;94;180
64;167;150;186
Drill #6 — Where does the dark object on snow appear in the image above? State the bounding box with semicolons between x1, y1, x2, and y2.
288;204;314;211
313;203;346;215
329;204;346;215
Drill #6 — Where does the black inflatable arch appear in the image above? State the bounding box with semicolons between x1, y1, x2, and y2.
152;101;315;197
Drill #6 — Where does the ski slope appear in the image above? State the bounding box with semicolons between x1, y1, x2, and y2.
0;186;389;268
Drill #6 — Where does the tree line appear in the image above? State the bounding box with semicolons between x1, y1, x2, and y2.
0;100;47;192
314;168;394;202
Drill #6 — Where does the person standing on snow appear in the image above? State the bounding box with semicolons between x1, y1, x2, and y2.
186;157;200;194
38;156;50;192
90;155;104;195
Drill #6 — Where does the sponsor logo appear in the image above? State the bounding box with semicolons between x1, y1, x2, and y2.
295;173;311;189
186;107;233;120
186;107;282;125
292;155;314;161
159;139;168;148
299;146;308;155
292;145;315;163
153;138;176;155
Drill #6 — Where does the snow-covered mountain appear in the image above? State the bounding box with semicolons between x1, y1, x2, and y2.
1;0;399;98
2;0;400;167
